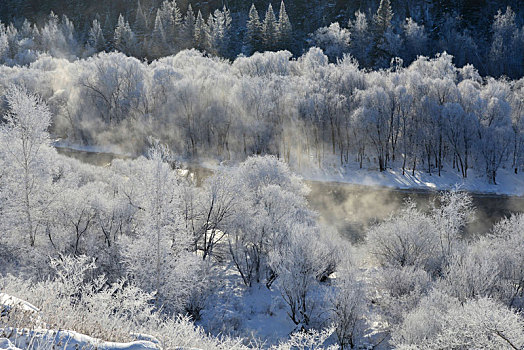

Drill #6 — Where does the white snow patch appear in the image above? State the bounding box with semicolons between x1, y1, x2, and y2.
53;139;134;158
0;338;21;350
2;328;160;350
300;162;524;196
0;293;39;314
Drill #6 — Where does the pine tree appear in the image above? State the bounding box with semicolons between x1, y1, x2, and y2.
221;6;232;55
489;7;522;78
134;0;148;38
103;12;113;39
262;4;277;51
182;4;196;49
0;24;9;63
194;10;207;51
157;1;173;42
60;14;78;55
151;11;167;57
20;19;32;38
156;0;182;51
88;19;106;52
372;0;394;67
5;24;18;59
349;10;371;66
39;11;59;53
114;14;137;55
173;1;182;32
245;4;262;54
277;0;292;50
206;7;231;56
374;0;393;34
114;14;126;49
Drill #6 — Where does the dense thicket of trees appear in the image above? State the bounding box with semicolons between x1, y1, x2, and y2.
0;86;341;344
1;87;524;349
0;0;523;76
1;1;524;348
0;49;522;184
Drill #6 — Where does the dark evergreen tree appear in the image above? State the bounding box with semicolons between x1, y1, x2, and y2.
134;0;148;38
349;10;372;67
244;4;262;54
182;4;196;49
194;10;207;51
150;10;167;57
371;0;394;67
489;7;523;78
277;1;292;50
87;19;106;52
114;14;137;55
262;3;277;51
206;7;231;56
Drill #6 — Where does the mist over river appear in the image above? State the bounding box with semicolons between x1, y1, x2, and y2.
57;146;524;243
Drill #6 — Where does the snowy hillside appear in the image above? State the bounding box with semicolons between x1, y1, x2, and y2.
1;0;524;349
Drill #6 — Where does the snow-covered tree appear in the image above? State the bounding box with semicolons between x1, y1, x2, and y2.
374;0;393;35
477;78;513;184
367;200;440;272
437;13;480;69
0;86;57;249
489;7;523;78
150;10;168;57
262;4;278;51
181;4;195;49
225;155;312;286
329;258;367;349
38;12;78;58
206;7;232;57
375;265;431;324
134;0;148;39
244;4;262;54
402;18;428;63
510;79;524;174
394;295;524;349
196;167;238;261
311;23;351;62
352;84;393;172
157;0;182;44
0;23;9;63
87;19;106;53
348;11;371;67
269;223;336;327
193;10;207;51
113;14;137;55
277;0;292;49
371;0;394;66
118;142;204;312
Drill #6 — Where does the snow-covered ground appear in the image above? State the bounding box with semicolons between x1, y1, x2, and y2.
300;162;524;196
0;339;21;350
0;294;40;314
1;329;160;350
197;266;298;345
1;293;160;350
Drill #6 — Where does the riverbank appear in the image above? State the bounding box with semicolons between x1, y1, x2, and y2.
54;141;524;197
298;161;524;197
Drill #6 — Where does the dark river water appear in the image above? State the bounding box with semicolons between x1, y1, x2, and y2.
306;181;524;243
57;147;524;243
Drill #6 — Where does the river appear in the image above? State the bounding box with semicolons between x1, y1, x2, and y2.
56;147;524;243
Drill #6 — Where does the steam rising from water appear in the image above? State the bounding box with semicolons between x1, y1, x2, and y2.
57;147;524;243
306;181;524;243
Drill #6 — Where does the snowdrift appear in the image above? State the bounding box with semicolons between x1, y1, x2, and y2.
1;293;161;350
